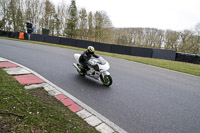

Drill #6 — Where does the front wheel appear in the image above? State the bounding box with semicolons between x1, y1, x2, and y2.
100;75;112;87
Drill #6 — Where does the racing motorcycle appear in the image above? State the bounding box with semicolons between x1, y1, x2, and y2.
73;54;112;86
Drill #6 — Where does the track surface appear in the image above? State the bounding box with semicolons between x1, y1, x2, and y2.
1;39;200;133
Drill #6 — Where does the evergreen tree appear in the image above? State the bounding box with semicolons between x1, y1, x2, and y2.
8;0;17;31
16;6;24;32
65;0;78;38
54;13;61;36
44;0;55;29
88;11;94;41
78;8;87;39
94;11;103;42
25;0;32;23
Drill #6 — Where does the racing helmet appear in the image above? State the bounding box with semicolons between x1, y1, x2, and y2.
87;46;95;54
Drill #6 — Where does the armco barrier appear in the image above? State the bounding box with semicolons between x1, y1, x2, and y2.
76;40;93;48
110;45;131;55
131;47;153;58
60;37;77;47
30;34;45;42
44;36;61;44
152;49;176;60
93;42;112;53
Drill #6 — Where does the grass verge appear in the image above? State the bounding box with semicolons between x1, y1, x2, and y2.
0;69;99;132
0;37;200;76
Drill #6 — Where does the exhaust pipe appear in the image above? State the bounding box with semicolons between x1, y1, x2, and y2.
73;63;81;72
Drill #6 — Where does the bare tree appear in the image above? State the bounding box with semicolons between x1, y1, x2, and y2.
195;23;200;54
116;28;130;45
178;30;193;53
0;0;9;30
164;30;180;50
94;11;113;43
57;1;69;36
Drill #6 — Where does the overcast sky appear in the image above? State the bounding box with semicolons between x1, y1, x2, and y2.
51;0;200;31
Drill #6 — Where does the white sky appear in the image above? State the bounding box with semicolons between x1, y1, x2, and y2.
51;0;200;31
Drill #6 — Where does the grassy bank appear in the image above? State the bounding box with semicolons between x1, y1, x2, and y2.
0;69;98;132
0;37;200;76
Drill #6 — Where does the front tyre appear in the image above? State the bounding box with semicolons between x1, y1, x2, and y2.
100;75;112;87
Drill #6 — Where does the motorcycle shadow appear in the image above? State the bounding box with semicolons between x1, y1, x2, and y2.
73;74;110;89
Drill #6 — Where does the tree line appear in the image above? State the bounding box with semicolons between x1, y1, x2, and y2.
0;0;199;54
115;27;200;54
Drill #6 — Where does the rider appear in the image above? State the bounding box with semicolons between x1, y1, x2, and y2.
79;46;99;73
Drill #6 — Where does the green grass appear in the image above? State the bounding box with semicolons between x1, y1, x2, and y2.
0;69;99;132
1;37;200;76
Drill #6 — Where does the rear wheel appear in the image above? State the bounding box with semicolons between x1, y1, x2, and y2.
100;75;112;87
77;64;85;76
77;69;85;76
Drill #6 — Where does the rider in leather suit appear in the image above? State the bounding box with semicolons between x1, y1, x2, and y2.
79;46;99;73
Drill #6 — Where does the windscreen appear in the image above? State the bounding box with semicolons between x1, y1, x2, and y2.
97;57;106;65
91;57;106;65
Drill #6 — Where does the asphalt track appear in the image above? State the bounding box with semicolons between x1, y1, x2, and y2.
0;39;200;133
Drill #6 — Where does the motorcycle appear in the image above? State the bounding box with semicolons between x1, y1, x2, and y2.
73;54;112;87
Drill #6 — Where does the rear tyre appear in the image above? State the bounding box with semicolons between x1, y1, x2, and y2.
76;64;85;76
77;70;85;76
100;75;112;87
